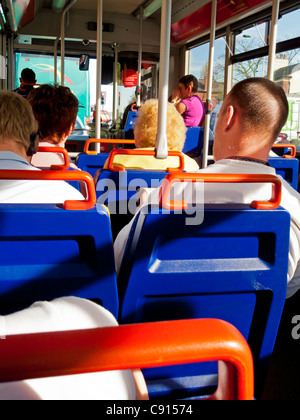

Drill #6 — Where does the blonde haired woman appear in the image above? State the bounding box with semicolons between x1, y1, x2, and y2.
105;99;199;171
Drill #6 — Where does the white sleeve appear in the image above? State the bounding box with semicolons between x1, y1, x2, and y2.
0;297;137;401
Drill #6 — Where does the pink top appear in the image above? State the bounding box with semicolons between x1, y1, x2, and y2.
181;95;205;127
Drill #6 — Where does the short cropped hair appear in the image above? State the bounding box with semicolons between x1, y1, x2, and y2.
179;75;199;93
134;99;187;151
227;77;289;143
0;91;38;150
28;84;79;144
21;68;36;84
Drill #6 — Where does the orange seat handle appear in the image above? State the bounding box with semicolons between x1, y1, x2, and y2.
0;170;96;211
159;173;282;211
272;144;296;159
84;139;136;155
36;147;70;171
107;149;186;173
0;319;254;400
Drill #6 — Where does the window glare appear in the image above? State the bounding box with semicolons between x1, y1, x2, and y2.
278;9;300;43
235;22;268;53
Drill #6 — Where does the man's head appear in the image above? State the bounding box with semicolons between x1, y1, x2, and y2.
134;99;187;151
28;84;79;145
20;68;36;85
0;91;39;158
213;78;289;162
179;75;199;99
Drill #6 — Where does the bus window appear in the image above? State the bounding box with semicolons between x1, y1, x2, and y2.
276;9;300;144
275;52;300;144
277;8;300;43
235;22;268;53
15;53;90;127
232;55;269;82
189;37;226;106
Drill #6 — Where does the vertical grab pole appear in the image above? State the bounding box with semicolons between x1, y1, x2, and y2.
137;7;143;108
1;33;7;90
54;36;60;85
155;0;172;160
267;0;280;81
60;0;77;87
202;0;217;169
95;0;103;153
112;43;119;124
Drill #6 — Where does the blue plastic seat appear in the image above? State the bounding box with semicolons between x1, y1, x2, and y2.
96;169;167;205
123;110;138;139
183;127;215;158
182;127;204;157
118;173;290;399
76;139;136;177
95;149;186;209
0;203;118;318
269;156;299;190
76;152;109;177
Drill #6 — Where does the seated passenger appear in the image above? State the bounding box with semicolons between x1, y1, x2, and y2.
0;297;148;400
15;68;37;99
0;91;83;203
28;84;79;169
171;75;205;127
114;78;300;301
103;99;199;172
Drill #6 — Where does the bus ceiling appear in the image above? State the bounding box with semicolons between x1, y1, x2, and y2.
1;1;278;40
0;0;272;38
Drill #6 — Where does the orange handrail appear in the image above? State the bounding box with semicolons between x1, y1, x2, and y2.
107;149;186;173
36;146;70;171
84;139;136;155
0;319;254;400
0;170;96;211
159;173;282;211
131;103;138;112
272;144;296;159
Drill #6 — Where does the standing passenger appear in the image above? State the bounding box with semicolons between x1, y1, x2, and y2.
15;68;37;99
171;75;205;127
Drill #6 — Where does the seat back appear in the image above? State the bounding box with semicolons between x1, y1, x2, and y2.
0;319;254;401
0;170;118;318
269;157;299;190
269;144;299;190
96;149;186;204
123;110;138;139
182;127;204;157
76;139;136;177
183;127;215;157
118;173;290;398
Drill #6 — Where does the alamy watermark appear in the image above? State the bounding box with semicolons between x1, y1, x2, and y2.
95;174;205;227
291;315;300;340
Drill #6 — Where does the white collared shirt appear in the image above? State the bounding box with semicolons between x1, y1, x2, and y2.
0;152;84;204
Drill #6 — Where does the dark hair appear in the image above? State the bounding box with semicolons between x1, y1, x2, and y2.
228;77;289;143
21;68;36;84
179;75;199;93
27;84;79;144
